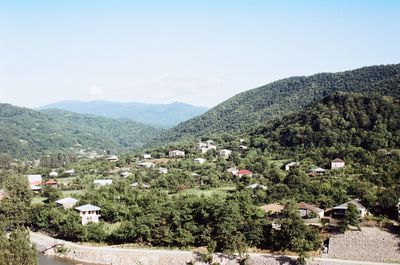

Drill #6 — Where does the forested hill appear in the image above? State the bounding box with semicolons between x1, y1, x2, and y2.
0;104;162;158
153;64;400;145
252;92;400;151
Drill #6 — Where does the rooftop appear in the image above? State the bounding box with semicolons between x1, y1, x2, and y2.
75;204;101;212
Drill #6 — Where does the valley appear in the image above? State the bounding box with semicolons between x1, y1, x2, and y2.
1;64;400;265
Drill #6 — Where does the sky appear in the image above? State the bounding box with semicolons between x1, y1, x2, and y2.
0;0;399;108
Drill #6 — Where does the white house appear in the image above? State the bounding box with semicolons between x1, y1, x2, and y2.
169;150;185;158
49;171;59;177
26;175;42;190
93;179;113;186
120;172;131;177
56;197;78;209
198;140;217;154
64;169;76;176
219;149;232;158
331;158;345;169
75;204;101;225
194;158;206;164
332;199;367;218
131;182;151;189
142;154;152;159
246;183;267;190
285;162;300;171
107;155;118;162
227;166;239;176
159;167;168;174
137;161;155;168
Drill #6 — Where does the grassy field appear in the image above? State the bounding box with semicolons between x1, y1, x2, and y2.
57;177;76;185
175;185;236;197
61;189;85;197
32;196;46;205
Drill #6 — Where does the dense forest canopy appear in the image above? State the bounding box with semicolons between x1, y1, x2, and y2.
254;92;400;151
152;64;400;145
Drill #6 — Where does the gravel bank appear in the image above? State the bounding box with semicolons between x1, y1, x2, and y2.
326;227;400;263
31;231;399;265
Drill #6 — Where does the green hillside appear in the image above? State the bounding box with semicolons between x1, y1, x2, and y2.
153;64;400;144
252;92;400;151
0;104;162;158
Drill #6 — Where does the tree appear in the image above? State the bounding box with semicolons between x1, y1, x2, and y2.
0;174;33;229
274;202;321;253
0;228;38;265
339;203;360;233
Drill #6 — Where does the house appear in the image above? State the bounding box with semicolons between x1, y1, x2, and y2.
194;158;206;164
260;203;284;215
137;161;155;168
64;169;76;176
246;183;267;190
227;166;239;176
120;172;131;177
142;154;152;159
198;140;217;153
75;204;101;225
169;150;185;158
26;175;42;190
42;179;58;188
93;179;113;186
219;149;232;159
49;171;59;177
56;197;78;209
0;189;7;201
107;155;118;162
332;199;367;218
131;182;151;189
159;167;168;174
238;169;253;178
285;162;300;171
238;145;248;150
397;199;400;220
331;158;345;170
297;202;324;218
308;167;326;176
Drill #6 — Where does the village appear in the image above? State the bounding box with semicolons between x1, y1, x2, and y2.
1;136;397;264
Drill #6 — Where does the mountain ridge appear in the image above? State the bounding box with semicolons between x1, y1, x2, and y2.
39;100;209;128
152;63;400;145
0;103;162;158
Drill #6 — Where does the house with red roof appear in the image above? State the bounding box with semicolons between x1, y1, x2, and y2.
238;169;253;178
42;179;58;188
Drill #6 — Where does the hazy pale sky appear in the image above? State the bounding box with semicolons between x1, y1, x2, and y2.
0;0;399;108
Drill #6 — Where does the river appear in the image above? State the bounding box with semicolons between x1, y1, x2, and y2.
39;254;95;265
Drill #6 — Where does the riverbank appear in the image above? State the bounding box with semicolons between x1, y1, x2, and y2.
31;231;400;265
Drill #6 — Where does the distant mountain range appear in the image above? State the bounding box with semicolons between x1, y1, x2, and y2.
152;64;400;145
39;101;209;128
0;104;161;158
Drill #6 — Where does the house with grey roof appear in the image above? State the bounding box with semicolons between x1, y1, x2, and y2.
332;199;367;218
75;204;101;225
56;197;78;209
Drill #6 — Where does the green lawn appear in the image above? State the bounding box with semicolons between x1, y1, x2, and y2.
61;189;85;197
31;196;46;205
57;177;76;185
176;185;236;197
